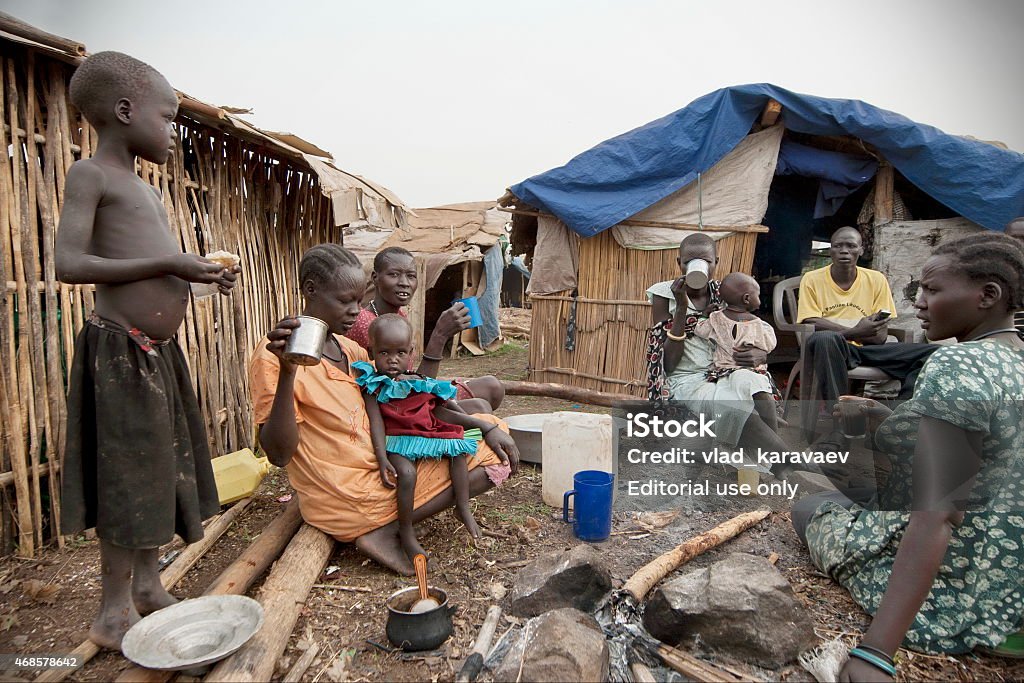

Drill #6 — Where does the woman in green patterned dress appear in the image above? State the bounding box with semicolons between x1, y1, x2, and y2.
792;233;1024;681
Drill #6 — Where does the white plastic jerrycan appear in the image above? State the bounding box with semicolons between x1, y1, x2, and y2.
541;412;617;508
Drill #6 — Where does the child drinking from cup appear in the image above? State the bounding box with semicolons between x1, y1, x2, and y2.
354;314;496;561
693;272;780;430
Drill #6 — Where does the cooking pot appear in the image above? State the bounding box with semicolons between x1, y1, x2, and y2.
385;586;456;651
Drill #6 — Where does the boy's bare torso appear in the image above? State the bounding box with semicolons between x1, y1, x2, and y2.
90;162;189;340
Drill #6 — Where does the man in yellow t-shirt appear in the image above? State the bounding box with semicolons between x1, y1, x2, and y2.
798;227;936;410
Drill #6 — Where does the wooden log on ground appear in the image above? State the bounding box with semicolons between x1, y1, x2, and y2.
35;499;251;683
500;380;634;407
623;509;771;601
656;643;745;683
158;498;252;589
205;524;334;682
629;661;658;683
204;498;301;595
456;605;502;683
281;644;319;683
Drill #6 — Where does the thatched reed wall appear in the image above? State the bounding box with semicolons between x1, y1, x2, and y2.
0;39;342;555
526;227;761;396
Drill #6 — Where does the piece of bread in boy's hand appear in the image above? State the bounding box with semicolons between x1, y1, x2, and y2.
204;250;240;270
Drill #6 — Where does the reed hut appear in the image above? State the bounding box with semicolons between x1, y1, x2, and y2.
0;13;408;555
346;202;507;355
501;83;1024;397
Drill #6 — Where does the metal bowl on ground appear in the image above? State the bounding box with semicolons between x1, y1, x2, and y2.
505;413;549;464
121;595;264;672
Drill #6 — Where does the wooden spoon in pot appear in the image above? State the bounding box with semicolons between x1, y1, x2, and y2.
410;553;440;613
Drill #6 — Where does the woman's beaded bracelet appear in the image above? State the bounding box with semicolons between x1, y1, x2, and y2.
420;353;443;362
849;647;897;677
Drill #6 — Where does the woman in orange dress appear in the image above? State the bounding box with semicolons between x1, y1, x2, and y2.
250;245;519;575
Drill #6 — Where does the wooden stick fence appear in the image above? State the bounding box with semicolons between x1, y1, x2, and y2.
528;229;761;396
0;40;342;555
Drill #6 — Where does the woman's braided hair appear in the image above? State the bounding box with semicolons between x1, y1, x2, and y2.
299;244;362;289
932;232;1024;311
373;246;413;272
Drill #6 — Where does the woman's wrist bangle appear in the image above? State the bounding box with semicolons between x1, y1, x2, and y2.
855;644;895;665
849;648;897;677
666;329;687;341
481;424;497;435
420;353;443;361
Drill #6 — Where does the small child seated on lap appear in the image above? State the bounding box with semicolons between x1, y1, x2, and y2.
354;314;493;562
693;272;780;430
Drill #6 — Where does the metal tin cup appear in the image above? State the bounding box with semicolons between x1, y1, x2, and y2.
837;395;871;439
283;316;329;366
684;258;710;289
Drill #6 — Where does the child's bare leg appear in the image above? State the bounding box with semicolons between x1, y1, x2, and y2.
389;453;427;562
131;548;178;615
90;540;141;650
753;391;778;433
450;455;481;538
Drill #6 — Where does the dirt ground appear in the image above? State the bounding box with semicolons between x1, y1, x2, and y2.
1;336;1022;682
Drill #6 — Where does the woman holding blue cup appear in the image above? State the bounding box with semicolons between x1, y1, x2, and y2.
345;247;506;412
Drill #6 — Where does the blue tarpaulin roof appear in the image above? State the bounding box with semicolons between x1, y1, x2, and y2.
509;83;1024;236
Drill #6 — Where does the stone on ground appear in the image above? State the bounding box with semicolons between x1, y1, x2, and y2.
493;608;609;682
642;552;815;668
508;544;612;617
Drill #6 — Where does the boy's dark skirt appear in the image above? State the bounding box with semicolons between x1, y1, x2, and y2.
62;317;219;549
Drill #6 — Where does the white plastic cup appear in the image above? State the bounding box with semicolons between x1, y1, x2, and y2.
684;259;710;289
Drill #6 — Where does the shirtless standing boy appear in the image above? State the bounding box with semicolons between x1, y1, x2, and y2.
55;52;240;649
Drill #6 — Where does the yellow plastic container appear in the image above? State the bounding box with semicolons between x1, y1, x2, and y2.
212;448;271;505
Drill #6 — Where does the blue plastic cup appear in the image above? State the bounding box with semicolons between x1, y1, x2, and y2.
563;470;614;542
456;296;483;328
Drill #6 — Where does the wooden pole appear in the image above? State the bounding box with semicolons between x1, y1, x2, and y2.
204;524;334;682
455;605;502;683
623;509;771;602
204;498;301;595
0;12;87;55
281;644;319;683
873;161;894;227
500;380;634;407
158;498;252;589
655;643;745;683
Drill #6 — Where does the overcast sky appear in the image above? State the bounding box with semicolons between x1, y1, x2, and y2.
11;0;1024;208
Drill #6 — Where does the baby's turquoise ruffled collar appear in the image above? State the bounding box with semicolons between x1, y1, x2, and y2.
351;360;457;403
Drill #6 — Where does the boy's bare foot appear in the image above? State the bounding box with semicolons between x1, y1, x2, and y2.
355;525;415;576
88;604;141;651
132;585;179;616
456;506;482;538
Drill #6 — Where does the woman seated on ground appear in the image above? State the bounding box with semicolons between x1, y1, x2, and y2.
647;233;795;464
250;244;520;575
792;233;1024;681
345;246;505;411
